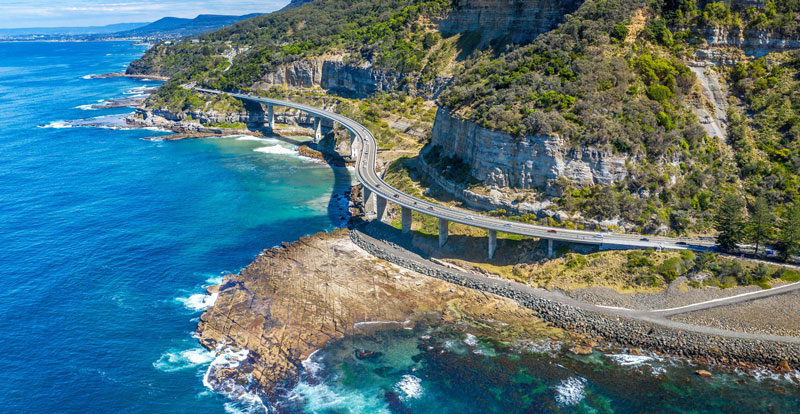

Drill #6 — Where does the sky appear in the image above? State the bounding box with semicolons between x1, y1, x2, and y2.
0;0;289;29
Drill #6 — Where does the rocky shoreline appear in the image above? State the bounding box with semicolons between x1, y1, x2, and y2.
196;228;565;398
89;72;169;81
349;229;800;372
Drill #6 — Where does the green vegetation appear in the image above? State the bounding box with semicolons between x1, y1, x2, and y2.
131;0;454;90
662;0;800;37
714;193;746;251
133;0;800;251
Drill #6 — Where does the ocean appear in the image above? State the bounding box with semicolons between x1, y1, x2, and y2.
0;41;798;414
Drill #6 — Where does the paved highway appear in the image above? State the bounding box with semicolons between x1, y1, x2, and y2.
197;88;716;252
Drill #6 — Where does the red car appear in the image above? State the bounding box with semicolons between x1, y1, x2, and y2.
547;229;557;234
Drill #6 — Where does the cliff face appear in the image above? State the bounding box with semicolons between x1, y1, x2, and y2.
439;0;583;44
253;59;451;99
699;28;800;57
429;108;628;194
249;0;584;97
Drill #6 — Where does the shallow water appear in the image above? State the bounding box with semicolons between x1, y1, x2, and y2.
278;323;800;413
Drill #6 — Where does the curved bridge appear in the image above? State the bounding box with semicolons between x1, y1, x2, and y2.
197;88;715;258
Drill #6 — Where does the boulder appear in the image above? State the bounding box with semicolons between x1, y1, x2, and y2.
696;370;713;378
570;345;593;355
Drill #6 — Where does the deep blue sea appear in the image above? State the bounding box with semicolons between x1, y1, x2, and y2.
0;41;350;413
1;41;799;414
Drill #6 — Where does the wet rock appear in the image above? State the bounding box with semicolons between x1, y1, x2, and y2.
696;370;713;378
570;345;593;355
777;360;791;374
355;349;382;360
205;285;220;295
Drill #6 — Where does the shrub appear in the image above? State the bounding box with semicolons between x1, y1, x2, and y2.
778;269;800;282
611;22;629;42
646;84;674;102
565;254;588;270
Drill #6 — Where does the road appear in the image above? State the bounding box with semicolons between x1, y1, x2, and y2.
197;88;715;252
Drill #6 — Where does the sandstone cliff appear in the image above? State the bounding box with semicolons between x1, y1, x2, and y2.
429;108;628;194
253;58;451;99
438;0;583;45
197;229;560;397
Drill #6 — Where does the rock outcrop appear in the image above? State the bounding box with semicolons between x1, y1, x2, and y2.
698;27;800;57
429;108;628;194
253;59;451;99
197;229;560;397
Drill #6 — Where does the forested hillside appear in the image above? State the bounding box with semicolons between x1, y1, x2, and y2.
128;0;800;253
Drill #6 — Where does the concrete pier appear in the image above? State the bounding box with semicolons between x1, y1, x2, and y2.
363;187;375;214
488;230;497;259
313;117;322;142
267;105;274;131
376;195;386;222
547;239;554;258
438;218;448;247
401;206;412;233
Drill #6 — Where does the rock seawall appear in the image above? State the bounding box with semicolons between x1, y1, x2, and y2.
429;108;628;194
350;229;800;367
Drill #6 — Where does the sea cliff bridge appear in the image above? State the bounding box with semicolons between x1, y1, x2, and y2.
197;88;715;258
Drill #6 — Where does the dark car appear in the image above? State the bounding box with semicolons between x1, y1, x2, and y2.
640;238;650;242
547;229;557;234
676;241;687;246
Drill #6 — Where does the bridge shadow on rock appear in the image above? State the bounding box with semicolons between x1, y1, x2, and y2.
357;220;598;270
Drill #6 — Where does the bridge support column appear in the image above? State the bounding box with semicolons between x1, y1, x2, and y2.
313;117;322;142
438;218;449;247
547;239;554;258
376;195;386;222
267;105;274;131
488;230;497;259
401;207;412;233
349;130;355;159
363;187;375;215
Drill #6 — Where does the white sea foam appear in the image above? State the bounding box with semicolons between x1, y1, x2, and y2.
75;104;98;110
395;374;423;400
81;74;94;79
39;121;72;129
202;348;268;414
607;353;667;375
464;333;479;347
301;350;323;378
206;274;225;285
153;348;215;372
176;292;218;311
553;377;586;407
287;379;391;414
608;353;658;366
203;348;250;389
253;145;297;156
235;136;271;142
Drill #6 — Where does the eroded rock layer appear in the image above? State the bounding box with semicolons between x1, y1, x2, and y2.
197;228;559;397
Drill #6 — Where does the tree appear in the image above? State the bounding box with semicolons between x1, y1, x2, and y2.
777;203;800;261
714;193;745;251
747;196;775;255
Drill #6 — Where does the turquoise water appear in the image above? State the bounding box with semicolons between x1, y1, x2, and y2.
281;324;800;413
1;41;798;414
